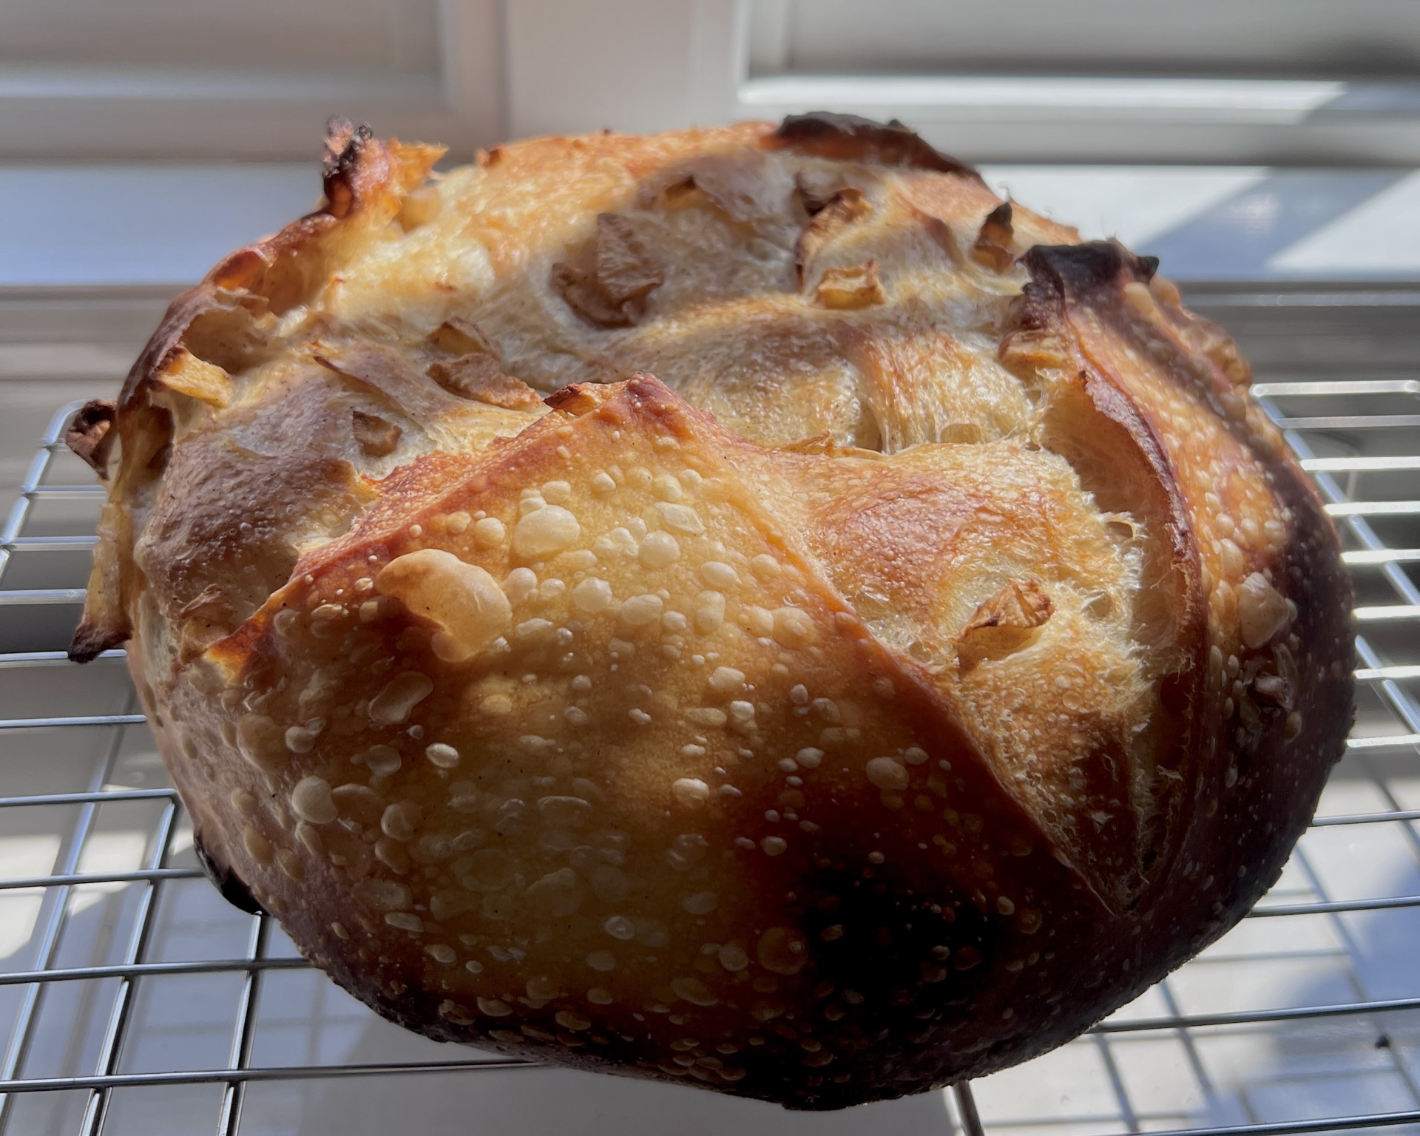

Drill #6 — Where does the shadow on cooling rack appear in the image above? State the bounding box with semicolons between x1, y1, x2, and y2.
2;738;1419;1134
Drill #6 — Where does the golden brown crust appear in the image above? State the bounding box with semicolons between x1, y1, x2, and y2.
73;117;1352;1109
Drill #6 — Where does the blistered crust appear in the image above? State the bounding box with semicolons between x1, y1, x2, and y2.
75;117;1351;1109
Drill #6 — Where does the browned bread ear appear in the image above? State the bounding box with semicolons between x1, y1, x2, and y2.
78;115;1351;1109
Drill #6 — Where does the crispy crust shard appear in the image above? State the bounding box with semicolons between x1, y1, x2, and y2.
971;201;1016;271
74;117;1352;1109
66;399;117;478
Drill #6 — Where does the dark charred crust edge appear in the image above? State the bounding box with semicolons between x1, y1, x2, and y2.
1019;240;1155;301
323;118;377;220
65;400;117;478
68;622;121;664
193;828;267;916
768;112;985;185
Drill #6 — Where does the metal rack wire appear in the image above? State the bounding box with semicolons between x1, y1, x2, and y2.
0;284;1416;1136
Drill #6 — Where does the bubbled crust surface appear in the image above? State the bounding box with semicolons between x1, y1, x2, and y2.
74;116;1353;1109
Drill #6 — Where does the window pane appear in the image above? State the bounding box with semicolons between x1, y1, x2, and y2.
767;0;1420;80
0;0;439;72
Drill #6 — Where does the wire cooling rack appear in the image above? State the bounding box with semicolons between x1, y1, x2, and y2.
0;284;1417;1136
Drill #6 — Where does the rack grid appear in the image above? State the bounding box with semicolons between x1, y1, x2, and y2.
0;284;1416;1136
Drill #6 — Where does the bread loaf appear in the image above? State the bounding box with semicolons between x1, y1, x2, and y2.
69;115;1353;1109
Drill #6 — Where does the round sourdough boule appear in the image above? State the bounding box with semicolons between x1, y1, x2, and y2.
68;115;1354;1109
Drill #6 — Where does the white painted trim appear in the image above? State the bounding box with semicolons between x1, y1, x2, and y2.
6;0;1420;165
500;0;1420;164
733;76;1420;164
0;0;502;160
740;76;1349;121
504;0;705;139
688;0;751;129
746;0;792;75
438;0;507;151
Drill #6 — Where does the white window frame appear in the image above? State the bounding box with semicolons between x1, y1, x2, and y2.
0;0;501;159
4;0;1417;165
504;0;1420;166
